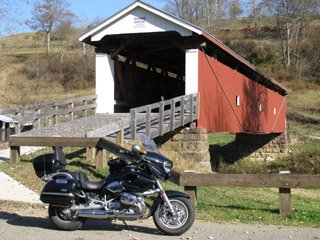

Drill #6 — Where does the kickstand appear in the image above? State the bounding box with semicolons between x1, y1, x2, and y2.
122;220;130;230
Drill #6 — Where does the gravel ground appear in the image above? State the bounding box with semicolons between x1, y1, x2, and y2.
0;203;319;240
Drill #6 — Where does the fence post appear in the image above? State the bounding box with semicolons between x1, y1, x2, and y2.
130;109;137;140
5;123;10;142
159;101;164;136
184;186;197;207
180;96;185;127
83;100;88;118
279;171;291;215
35;108;41;129
53;105;58;125
189;94;193;122
170;99;175;131
10;146;20;164
146;106;151;136
69;102;74;121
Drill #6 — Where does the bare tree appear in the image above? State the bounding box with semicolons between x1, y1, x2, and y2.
229;0;243;19
247;0;265;34
267;0;319;69
53;19;74;63
26;0;74;56
164;0;228;31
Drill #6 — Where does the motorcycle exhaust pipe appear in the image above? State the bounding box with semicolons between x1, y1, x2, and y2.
79;210;111;219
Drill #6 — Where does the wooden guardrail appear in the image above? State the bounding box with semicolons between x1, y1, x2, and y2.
0;95;97;141
169;171;320;215
130;93;199;140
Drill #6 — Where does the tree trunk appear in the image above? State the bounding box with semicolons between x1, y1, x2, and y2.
46;31;51;56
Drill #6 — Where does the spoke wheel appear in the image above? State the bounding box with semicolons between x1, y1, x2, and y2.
153;197;194;235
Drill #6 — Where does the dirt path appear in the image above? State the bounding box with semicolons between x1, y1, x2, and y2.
0;203;319;240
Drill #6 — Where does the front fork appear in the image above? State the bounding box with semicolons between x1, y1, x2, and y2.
155;179;175;214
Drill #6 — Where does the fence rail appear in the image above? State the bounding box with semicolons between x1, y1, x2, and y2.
170;171;320;215
0;95;97;141
130;93;199;140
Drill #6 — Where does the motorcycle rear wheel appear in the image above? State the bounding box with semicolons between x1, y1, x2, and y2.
48;205;86;231
153;196;194;235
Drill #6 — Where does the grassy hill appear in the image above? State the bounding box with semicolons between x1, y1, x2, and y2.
0;19;319;138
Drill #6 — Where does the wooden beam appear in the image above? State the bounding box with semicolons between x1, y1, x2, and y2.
9;136;99;148
179;173;320;189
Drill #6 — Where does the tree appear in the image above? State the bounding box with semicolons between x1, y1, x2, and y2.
164;0;228;31
229;0;243;19
247;0;265;34
26;0;74;56
267;0;319;69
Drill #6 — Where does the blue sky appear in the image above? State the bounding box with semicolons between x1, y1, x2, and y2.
6;0;165;34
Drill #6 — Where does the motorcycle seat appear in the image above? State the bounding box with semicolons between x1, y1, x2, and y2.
78;172;106;191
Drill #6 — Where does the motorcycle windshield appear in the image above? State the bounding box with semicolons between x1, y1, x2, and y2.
140;135;162;155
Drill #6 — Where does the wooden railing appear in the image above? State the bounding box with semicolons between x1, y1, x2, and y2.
0;95;97;140
170;171;320;215
130;93;199;140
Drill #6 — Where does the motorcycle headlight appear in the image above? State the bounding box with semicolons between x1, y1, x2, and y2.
163;161;173;174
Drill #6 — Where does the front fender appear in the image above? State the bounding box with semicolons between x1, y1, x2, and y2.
151;190;190;215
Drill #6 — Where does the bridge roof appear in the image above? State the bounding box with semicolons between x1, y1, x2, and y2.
79;0;289;95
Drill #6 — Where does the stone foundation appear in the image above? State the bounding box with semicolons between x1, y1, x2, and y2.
160;126;211;172
235;132;288;161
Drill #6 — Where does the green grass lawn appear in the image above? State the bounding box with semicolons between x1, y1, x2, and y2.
1;147;319;227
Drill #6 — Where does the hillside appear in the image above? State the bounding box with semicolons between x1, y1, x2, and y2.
0;18;319;138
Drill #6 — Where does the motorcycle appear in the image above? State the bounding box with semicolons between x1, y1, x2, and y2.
32;136;194;235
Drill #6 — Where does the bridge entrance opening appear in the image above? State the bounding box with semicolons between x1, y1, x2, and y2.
109;32;186;112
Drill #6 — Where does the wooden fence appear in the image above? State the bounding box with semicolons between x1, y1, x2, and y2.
170;171;320;215
0;95;97;141
130;93;199;140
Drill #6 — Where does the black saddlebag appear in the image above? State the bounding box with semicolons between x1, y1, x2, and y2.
40;178;80;206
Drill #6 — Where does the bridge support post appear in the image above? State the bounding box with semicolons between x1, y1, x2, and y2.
184;186;197;207
96;147;107;169
10;146;20;164
86;147;96;160
279;171;291;215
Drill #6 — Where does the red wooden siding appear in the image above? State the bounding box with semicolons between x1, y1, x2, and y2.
197;50;286;133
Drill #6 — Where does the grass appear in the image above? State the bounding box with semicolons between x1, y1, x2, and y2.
1;146;320;226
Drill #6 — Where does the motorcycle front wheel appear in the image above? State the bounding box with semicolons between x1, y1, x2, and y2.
48;205;86;231
153;196;195;235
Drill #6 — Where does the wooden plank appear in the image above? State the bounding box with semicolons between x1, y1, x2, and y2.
86;118;129;137
179;173;320;189
9;136;99;148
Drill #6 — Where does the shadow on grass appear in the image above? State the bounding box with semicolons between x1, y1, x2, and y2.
197;203;279;214
67;160;105;179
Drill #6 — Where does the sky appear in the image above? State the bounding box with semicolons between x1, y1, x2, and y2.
3;0;165;34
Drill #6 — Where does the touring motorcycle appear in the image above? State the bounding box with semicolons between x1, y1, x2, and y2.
33;136;194;235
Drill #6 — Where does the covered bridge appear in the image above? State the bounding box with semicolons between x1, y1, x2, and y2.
80;0;288;135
